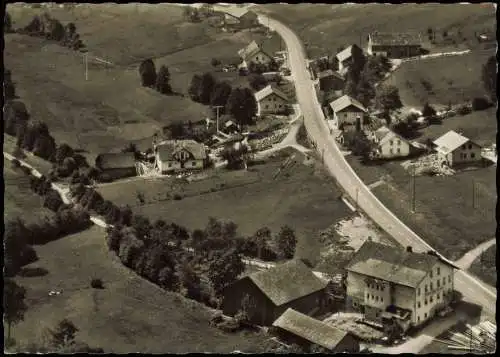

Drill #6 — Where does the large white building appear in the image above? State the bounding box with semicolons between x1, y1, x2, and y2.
154;139;207;173
345;241;457;333
432;130;483;167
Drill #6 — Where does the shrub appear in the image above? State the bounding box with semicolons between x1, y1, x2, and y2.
471;97;491;111
13;146;26;159
11;159;21;168
173;194;183;200
421;102;436;118
457;105;472;116
90;278;104;289
97;173;113;183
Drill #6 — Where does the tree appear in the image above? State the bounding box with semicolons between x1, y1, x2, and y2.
188;74;203;102
139;59;157;88
355;74;376;107
183;6;192;20
421;102;436;118
4;219;31;276
253;227;271;260
226;87;257;127
248;73;268;91
55;143;74;164
24;15;42;34
155;65;172;95
375;85;402;113
211;58;221;67
4;101;30;136
175;260;202;300
199;72;217;104
106;226;123;252
481;56;497;102
472;97;492;111
4;279;28;343
208;248;245;296
210;81;232;109
48;19;65;42
44;190;64;212
274;225;297;260
221;144;249;170
48;319;78;349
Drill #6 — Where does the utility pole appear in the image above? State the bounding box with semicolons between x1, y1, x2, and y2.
472;179;476;209
83;51;88;81
410;165;416;212
213;105;224;133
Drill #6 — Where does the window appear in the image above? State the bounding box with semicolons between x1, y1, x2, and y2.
437;280;440;288
471;153;475;159
279;104;282;108
265;105;269;109
418;316;420;322
192;162;197;167
417;288;421;295
448;276;452;283
424;285;428;293
389;140;393;146
375;296;379;302
430;271;433;278
167;162;172;167
430;295;433;303
437;267;440;276
366;292;370;299
397;148;401;154
462;145;466;150
389;148;393;154
443;277;446;285
417;302;421;308
425;313;428;319
468;144;472;149
424;299;428;305
437;292;440;300
381;297;383;303
381;285;385;291
430;282;433;290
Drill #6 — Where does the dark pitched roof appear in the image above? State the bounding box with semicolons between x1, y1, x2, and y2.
346;241;456;288
95;152;136;170
272;308;350;350
370;32;422;46
318;69;345;81
248;260;328;306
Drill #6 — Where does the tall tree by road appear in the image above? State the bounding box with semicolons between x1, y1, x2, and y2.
208;248;245;297
48;319;79;350
155;65;172;95
199;72;217;105
139;59;157;88
226;87;257;127
248;73;268;91
210;81;233;110
274;225;297;260
4;279;28;344
482;55;497;102
253;227;272;260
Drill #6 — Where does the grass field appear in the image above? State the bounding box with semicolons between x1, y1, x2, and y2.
257;3;496;59
99;148;352;265
346;154;496;261
8;225;270;353
4;162;54;225
5;4;282;157
469;244;497;287
385;50;494;107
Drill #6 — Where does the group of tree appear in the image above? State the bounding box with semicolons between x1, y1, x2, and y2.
4;68;17;101
4;279;28;346
138;59;173;95
343;130;376;161
4;12;13;32
183;6;202;23
481;55;496;103
188;72;257;127
4;219;38;277
247;59;280;75
220;143;250;170
248;73;269;92
21;13;84;50
375;84;403;115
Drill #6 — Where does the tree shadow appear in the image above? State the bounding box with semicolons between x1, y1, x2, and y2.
19;267;49;277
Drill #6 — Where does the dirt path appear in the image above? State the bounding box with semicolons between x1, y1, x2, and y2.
454;238;496;270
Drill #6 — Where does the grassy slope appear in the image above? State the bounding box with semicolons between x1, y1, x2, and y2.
346;155;496;261
4;163;54;225
469;244;497;287
5;4;281;157
385;50;494;107
99;150;352;265
257;3;496;58
9;226;269;353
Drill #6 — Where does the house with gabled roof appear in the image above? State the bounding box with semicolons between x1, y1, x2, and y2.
238;40;273;67
272;308;360;353
335;44;362;75
329;95;368;131
345;240;458;332
220;8;259;28
367;32;422;58
95;152;137;180
221;260;329;326
368;126;412;159
154;139;208;173
254;85;290;116
316;69;345;93
432;130;482;167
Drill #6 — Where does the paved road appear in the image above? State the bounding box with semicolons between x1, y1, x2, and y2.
454;238;496;270
256;13;496;319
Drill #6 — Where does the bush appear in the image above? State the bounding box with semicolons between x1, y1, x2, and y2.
457;104;472;116
90;278;104;289
173;194;183;200
11;159;21;168
471;97;491;111
97;173;113;183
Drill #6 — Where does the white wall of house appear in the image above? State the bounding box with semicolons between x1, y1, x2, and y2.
155;155;204;173
377;138;411;158
414;262;454;326
334;107;365;129
346;271;367;308
247;51;273;65
224;14;240;25
257;93;288;115
449;142;482;166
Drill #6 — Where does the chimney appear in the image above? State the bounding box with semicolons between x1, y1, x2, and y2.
406;246;413;253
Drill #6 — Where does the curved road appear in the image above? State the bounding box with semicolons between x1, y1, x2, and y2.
256;13;496;318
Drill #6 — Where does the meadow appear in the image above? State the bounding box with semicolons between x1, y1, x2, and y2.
257;3;496;59
469;245;497;287
5;3;281;158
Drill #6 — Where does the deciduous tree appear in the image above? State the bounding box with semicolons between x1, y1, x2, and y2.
48;319;78;349
208;248;245;296
253;227;271;260
156;65;172;95
421;102;436;118
4;279;28;342
210;81;232;109
375;85;403;113
274;225;297;260
226;87;257;127
482;55;497;102
139;59;157;88
248;73;268;91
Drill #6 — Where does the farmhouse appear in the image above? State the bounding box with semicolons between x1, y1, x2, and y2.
335;44;362;75
95;152;137;180
345;241;457;333
368;126;412;159
316;69;345;93
220;8;259;28
255;85;289;116
238;40;274;66
272;308;360;353
154;139;208;174
367;32;422;58
221;260;329;326
329;95;367;131
432;130;483;167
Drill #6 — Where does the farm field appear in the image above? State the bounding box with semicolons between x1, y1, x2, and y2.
469;244;497;287
346;155;496;262
4;162;54;225
385;50;494;107
99;149;353;265
8;225;270;353
5;3;281;158
257;3;496;59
